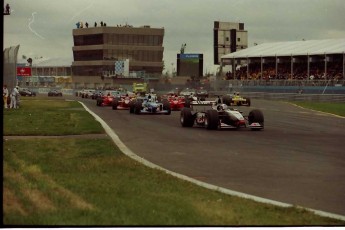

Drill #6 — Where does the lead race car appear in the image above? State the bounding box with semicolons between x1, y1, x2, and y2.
129;94;171;115
180;97;264;130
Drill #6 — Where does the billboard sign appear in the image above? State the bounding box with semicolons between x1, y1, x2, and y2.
16;67;32;76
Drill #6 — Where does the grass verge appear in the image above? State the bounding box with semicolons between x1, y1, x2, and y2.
291;101;345;117
3;97;345;225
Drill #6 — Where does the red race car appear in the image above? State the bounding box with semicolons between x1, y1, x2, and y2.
112;95;135;110
96;94;115;106
163;94;186;111
96;90;123;106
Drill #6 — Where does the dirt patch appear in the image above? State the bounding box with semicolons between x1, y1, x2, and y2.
23;189;56;212
3;187;28;216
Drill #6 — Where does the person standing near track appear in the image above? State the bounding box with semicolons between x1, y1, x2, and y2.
10;86;19;109
3;85;9;108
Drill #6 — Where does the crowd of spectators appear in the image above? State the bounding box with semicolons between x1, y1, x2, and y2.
226;62;344;81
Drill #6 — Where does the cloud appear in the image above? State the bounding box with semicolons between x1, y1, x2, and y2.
3;0;345;74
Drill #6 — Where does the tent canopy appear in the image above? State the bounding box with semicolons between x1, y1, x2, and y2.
221;39;345;60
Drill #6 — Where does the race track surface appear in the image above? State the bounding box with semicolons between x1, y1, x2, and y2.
78;97;345;216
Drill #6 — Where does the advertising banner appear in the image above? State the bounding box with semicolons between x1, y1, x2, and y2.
17;67;32;76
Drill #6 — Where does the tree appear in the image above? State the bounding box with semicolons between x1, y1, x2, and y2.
27;58;33;66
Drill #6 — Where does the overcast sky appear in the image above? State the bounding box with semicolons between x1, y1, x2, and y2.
3;0;345;74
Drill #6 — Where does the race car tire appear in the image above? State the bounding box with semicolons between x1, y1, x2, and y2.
163;101;171;115
96;98;102;106
222;95;232;106
205;110;219;130
129;101;135;113
180;108;194;127
134;101;142;114
184;99;191;108
244;98;251;107
112;99;119;110
248;109;264;129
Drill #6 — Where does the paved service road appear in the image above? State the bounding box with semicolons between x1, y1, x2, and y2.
78;97;345;216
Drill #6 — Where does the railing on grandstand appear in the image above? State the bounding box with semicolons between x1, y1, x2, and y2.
220;79;345;87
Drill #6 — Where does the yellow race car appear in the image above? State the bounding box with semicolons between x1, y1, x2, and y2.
222;92;251;106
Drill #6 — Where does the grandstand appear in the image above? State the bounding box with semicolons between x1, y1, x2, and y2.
221;39;344;81
221;39;345;92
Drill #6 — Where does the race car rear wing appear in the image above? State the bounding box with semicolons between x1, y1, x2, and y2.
190;100;215;112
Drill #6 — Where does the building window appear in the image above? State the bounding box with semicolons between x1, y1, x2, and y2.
237;38;241;42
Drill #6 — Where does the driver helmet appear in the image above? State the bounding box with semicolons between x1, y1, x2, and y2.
217;104;227;111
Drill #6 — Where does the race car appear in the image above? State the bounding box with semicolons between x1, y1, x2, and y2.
112;94;135;110
179;88;196;97
96;90;122;106
161;93;186;111
167;95;186;110
96;95;114;106
180;98;263;130
129;94;171;115
222;92;251;106
19;88;36;96
195;88;209;101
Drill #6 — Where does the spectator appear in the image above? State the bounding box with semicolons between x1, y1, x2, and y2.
100;21;103;26
5;3;10;14
3;84;9;108
85;22;89;28
10;86;19;109
80;21;83;28
94;22;97;27
76;21;80;28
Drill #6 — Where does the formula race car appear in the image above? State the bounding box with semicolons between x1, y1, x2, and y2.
96;94;114;106
222;92;251;106
96;90;122;106
161;93;186;111
179;88;196;97
195;88;209;101
112;94;135;110
48;89;63;97
19;88;36;96
180;98;263;130
129;94;171;115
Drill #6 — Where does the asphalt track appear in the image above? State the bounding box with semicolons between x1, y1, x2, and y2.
77;97;345;217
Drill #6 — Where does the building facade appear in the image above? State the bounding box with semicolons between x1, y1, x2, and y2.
213;21;248;65
72;25;165;88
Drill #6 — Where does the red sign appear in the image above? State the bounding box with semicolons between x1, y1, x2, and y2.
17;67;32;76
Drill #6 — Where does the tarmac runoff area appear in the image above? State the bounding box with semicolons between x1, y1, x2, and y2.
78;100;345;222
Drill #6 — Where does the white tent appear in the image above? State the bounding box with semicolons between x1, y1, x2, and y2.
221;39;345;59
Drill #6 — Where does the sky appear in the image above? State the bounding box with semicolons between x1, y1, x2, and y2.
3;0;345;74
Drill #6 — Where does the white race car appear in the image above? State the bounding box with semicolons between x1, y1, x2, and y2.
180;98;264;130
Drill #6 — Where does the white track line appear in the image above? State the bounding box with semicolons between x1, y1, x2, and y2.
79;101;345;221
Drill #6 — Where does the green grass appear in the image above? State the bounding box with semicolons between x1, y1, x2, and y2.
3;97;345;225
292;101;345;117
3;97;104;135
